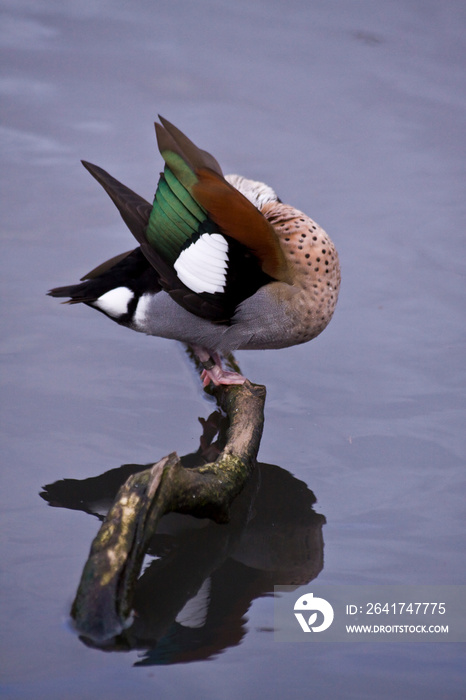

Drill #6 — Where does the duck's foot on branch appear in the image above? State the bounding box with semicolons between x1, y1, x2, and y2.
192;346;247;386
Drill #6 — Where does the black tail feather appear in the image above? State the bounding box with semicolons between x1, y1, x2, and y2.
47;283;95;303
48;248;161;305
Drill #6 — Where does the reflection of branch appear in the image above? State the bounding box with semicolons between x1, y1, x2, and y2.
72;381;266;643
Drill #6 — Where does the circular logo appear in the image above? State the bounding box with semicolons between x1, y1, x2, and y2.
294;592;334;632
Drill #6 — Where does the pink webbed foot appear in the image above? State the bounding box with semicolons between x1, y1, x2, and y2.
192;346;247;387
200;366;247;387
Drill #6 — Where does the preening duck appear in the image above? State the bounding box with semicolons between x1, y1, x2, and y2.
49;117;340;386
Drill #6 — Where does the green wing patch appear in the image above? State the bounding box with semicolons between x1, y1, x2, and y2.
146;167;210;263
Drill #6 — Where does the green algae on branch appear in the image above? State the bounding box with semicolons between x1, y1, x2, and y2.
71;380;266;643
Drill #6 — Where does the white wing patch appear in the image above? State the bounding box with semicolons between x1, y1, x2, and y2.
175;577;211;629
93;286;133;317
174;233;228;294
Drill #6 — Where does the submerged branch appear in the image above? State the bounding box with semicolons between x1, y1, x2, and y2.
71;380;266;642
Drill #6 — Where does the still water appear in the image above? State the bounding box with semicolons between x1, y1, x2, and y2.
1;0;465;698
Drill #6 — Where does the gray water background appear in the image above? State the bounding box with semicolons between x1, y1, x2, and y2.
1;0;465;698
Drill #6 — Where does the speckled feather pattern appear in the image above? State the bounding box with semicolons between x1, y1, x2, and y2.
260;201;341;344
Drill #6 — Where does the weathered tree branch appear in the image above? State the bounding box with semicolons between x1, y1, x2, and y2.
71;380;266;642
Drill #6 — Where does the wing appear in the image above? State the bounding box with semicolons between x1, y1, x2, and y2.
82;117;292;323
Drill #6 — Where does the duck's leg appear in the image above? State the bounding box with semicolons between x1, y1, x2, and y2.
191;345;246;386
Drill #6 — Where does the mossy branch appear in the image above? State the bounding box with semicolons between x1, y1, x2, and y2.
71;380;266;642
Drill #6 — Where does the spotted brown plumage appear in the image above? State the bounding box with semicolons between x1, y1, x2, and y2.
49;117;340;385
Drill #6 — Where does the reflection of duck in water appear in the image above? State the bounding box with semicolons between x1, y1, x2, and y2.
49;117;340;386
41;415;326;664
133;463;325;666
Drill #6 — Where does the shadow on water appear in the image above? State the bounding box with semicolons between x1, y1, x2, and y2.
41;410;325;665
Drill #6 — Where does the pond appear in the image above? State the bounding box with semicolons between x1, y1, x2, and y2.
1;1;465;698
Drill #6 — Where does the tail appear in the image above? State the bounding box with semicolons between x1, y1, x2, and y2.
48;248;159;305
48;282;96;304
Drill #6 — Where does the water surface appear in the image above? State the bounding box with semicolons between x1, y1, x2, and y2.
1;1;465;698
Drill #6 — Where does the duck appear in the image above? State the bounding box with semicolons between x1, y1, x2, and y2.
49;117;340;386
